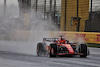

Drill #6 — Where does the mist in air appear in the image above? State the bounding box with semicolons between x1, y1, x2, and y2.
0;0;59;55
0;0;86;55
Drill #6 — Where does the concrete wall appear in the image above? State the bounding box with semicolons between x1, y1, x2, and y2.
12;30;100;44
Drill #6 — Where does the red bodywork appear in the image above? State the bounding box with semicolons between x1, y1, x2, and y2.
45;38;84;56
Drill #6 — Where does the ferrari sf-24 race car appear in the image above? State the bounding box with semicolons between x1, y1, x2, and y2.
37;36;90;57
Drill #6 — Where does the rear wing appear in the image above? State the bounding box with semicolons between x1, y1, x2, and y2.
43;38;59;42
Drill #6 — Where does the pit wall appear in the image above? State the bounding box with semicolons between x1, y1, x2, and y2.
13;30;100;44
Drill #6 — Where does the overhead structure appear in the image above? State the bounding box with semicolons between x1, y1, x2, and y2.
18;0;31;30
18;0;31;15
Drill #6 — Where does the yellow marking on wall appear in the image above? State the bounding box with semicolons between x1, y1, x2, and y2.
13;30;100;44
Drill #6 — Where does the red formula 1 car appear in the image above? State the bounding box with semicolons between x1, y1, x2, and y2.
37;36;90;57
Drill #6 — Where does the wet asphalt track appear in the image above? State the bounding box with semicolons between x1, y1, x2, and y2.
0;47;100;67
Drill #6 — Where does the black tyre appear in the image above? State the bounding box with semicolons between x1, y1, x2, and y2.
79;44;87;58
49;44;57;57
87;48;90;55
37;43;47;56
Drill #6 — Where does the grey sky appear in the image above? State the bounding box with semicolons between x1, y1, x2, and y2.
0;0;18;5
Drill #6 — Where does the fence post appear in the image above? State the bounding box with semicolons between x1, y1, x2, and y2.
54;0;56;23
36;0;38;12
77;0;80;32
44;0;46;20
65;0;67;31
49;0;52;22
90;0;92;31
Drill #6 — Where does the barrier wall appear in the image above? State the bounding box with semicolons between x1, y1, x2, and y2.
50;31;100;44
13;30;100;44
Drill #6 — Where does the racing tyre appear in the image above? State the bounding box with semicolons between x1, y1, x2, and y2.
87;48;90;55
37;43;47;56
49;44;57;57
79;44;87;58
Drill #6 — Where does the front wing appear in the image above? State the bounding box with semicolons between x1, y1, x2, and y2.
57;52;84;55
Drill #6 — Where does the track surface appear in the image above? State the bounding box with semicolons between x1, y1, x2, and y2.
0;47;100;67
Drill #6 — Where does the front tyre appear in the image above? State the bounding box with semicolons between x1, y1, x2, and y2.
49;44;57;57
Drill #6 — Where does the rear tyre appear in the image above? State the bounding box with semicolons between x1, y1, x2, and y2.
49;44;57;57
80;55;87;57
37;43;47;56
79;44;87;58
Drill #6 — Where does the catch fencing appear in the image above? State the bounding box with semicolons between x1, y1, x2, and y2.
34;0;100;32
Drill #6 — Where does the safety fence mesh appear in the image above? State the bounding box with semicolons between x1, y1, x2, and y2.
33;0;100;32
